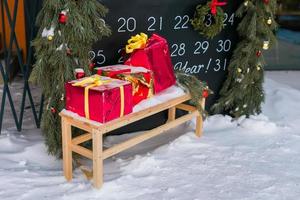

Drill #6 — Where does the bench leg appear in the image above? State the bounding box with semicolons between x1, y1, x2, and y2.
168;106;176;122
195;115;203;137
62;118;73;181
92;129;103;189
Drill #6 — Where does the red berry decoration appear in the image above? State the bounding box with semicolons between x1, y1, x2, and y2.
66;48;72;56
75;68;85;79
58;13;68;24
89;62;96;71
256;50;262;57
263;0;269;4
50;107;57;114
202;90;209;98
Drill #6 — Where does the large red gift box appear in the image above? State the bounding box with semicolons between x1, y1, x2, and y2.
65;75;133;123
124;33;176;94
95;65;153;105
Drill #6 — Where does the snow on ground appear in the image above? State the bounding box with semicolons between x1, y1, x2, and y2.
1;72;300;200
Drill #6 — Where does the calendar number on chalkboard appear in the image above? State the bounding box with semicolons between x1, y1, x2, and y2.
223;13;235;26
204;14;213;27
228;14;235;25
89;50;106;65
194;41;210;54
171;43;186;57
100;19;106;26
148;16;163;31
118;17;137;32
213;58;227;71
216;39;231;52
174;15;190;30
117;48;124;63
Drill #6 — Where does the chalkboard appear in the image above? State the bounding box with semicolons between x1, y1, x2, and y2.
93;0;242;109
92;0;242;134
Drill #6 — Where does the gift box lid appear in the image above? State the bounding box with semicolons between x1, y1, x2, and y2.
69;75;132;92
95;65;150;74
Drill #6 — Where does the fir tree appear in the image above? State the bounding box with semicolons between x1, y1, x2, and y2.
31;0;111;157
212;0;277;118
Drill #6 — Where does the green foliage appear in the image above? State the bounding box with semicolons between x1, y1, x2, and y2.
31;0;111;157
191;1;225;39
176;72;213;117
212;0;278;118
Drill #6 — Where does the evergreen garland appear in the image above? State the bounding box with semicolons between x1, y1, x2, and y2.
176;72;213;117
30;0;111;157
191;1;226;39
212;0;277;118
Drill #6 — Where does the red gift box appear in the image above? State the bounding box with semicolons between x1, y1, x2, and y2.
65;75;133;123
95;65;132;79
124;33;176;94
95;65;153;105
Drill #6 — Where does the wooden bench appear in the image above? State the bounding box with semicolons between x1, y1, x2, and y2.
59;93;205;189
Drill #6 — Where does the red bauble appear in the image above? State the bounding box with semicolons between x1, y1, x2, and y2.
256;50;262;57
263;0;269;4
75;68;85;79
202;90;209;98
50;107;57;114
89;62;96;71
66;48;72;56
58;13;67;24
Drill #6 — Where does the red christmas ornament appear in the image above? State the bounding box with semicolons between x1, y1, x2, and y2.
256;50;262;57
202;90;209;98
66;48;72;56
263;0;269;4
50;107;57;114
58;13;68;24
89;62;96;71
75;68;85;79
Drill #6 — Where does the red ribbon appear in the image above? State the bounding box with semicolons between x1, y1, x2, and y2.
210;0;227;16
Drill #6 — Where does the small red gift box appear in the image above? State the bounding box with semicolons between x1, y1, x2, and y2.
65;75;133;123
95;65;153;105
95;65;132;79
124;33;176;94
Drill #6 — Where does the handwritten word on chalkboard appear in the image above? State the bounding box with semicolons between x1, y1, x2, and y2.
92;0;241;108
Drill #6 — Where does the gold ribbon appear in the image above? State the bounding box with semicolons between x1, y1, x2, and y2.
126;33;148;54
72;75;125;120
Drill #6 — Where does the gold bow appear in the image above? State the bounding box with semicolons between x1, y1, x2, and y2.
72;75;111;87
126;33;148;54
72;75;125;120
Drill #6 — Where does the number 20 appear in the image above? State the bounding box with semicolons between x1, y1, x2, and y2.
118;17;136;32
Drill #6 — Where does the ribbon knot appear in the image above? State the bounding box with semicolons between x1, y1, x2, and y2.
126;33;148;54
72;75;111;87
210;0;227;16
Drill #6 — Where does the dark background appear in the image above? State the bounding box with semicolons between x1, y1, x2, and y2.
94;0;242;109
91;0;242;134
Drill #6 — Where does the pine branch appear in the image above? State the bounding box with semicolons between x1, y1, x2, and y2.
31;0;111;157
212;0;277;118
175;72;212;117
